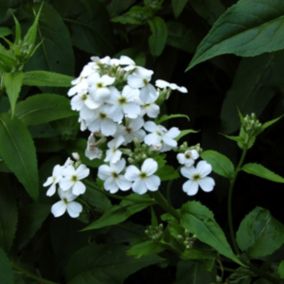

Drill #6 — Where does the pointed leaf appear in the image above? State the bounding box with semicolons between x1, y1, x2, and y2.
23;70;72;87
171;0;188;18
187;0;284;70
0;114;38;199
3;72;24;115
181;201;241;264
15;93;75;125
242;163;284;183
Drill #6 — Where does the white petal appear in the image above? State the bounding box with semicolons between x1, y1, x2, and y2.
197;161;212;177
59;178;73;191
72;181;86;195
105;178;119;193
51;201;67;217
132;180;147;195
155;79;169;89
144;133;161;147
112;159;126;173
66;201;83;218
43;176;53;187
182;180;199;196
145;175;160;191
76;164;90;179
144;121;157;132
167;127;180;138
141;158;158;175
98;165;111;180
180;166;196;179
46;184;56;197
127;75;144;89
116;176;131;191
123;103;141;119
177;153;185;165
146;104;159;118
199;177;215;192
163;135;177;148
125;165;140;181
101;119;117;136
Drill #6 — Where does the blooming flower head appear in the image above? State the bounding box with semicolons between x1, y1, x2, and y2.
177;149;199;167
125;158;161;194
43;164;64;197
104;136;125;164
180;160;215;196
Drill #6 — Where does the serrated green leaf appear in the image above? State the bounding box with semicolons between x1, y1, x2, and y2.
3;72;24;116
242;163;284;183
201;150;235;179
171;0;188;18
23;71;72;87
83;195;155;231
181;201;241;264
0;114;38;200
148;17;168;56
236;207;284;258
0;248;14;284
187;0;284;70
15;93;75;125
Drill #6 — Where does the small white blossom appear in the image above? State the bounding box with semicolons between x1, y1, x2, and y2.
98;159;131;193
144;121;180;152
181;160;215;196
127;66;154;89
125;158;161;194
43;165;64;197
60;164;90;195
104;136;124;163
51;188;83;218
155;79;188;93
177;149;199;167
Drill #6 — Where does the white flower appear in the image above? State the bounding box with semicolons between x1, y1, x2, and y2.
144;121;180;152
43;165;64;197
177;149;199;167
125;158;161;194
104;136;124;164
155;79;188;93
60;164;90;195
51;188;83;218
180;160;215;196
127;66;153;89
98;159;131;194
139;87;160;118
85;133;103;160
110;86;141;121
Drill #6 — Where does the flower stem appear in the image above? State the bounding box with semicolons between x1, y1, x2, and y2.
12;262;58;284
151;191;179;219
227;149;247;253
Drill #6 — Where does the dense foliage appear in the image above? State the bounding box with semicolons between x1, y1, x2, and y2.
0;0;284;283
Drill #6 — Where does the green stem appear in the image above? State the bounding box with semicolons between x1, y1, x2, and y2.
228;149;247;253
151;191;179;219
13;262;57;284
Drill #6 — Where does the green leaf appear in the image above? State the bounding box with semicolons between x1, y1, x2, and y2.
0;44;16;72
201;150;235;179
176;261;215;284
128;240;165;258
278;261;284;279
0;188;18;251
26;3;74;74
181;201;241;264
23;71;73;87
15;93;75;125
0;114;38;200
157;113;189;124
3;72;24;116
148;17;168;56
83;194;155;231
236;207;284;258
260;115;283;133
171;0;188;18
0;248;14;284
221;55;276;133
242;163;284;183
187;0;284;70
66;243;162;284
157;164;179;181
177;129;198;141
0;27;11;38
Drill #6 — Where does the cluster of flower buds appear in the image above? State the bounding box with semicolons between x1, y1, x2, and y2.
43;154;90;218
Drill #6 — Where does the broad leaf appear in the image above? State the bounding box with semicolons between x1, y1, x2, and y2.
201;150;235;179
23;71;72;87
127;240;165;258
66;243;162;284
236;207;284;258
171;0;188;18
242;163;284;183
15;93;75;125
0;248;14;284
181;201;241;264
187;0;284;70
148;17;168;56
3;72;24;116
0;114;38;199
83;195;155;230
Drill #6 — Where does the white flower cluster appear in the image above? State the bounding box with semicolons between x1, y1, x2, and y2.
68;55;188;195
43;154;90;218
177;149;215;196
